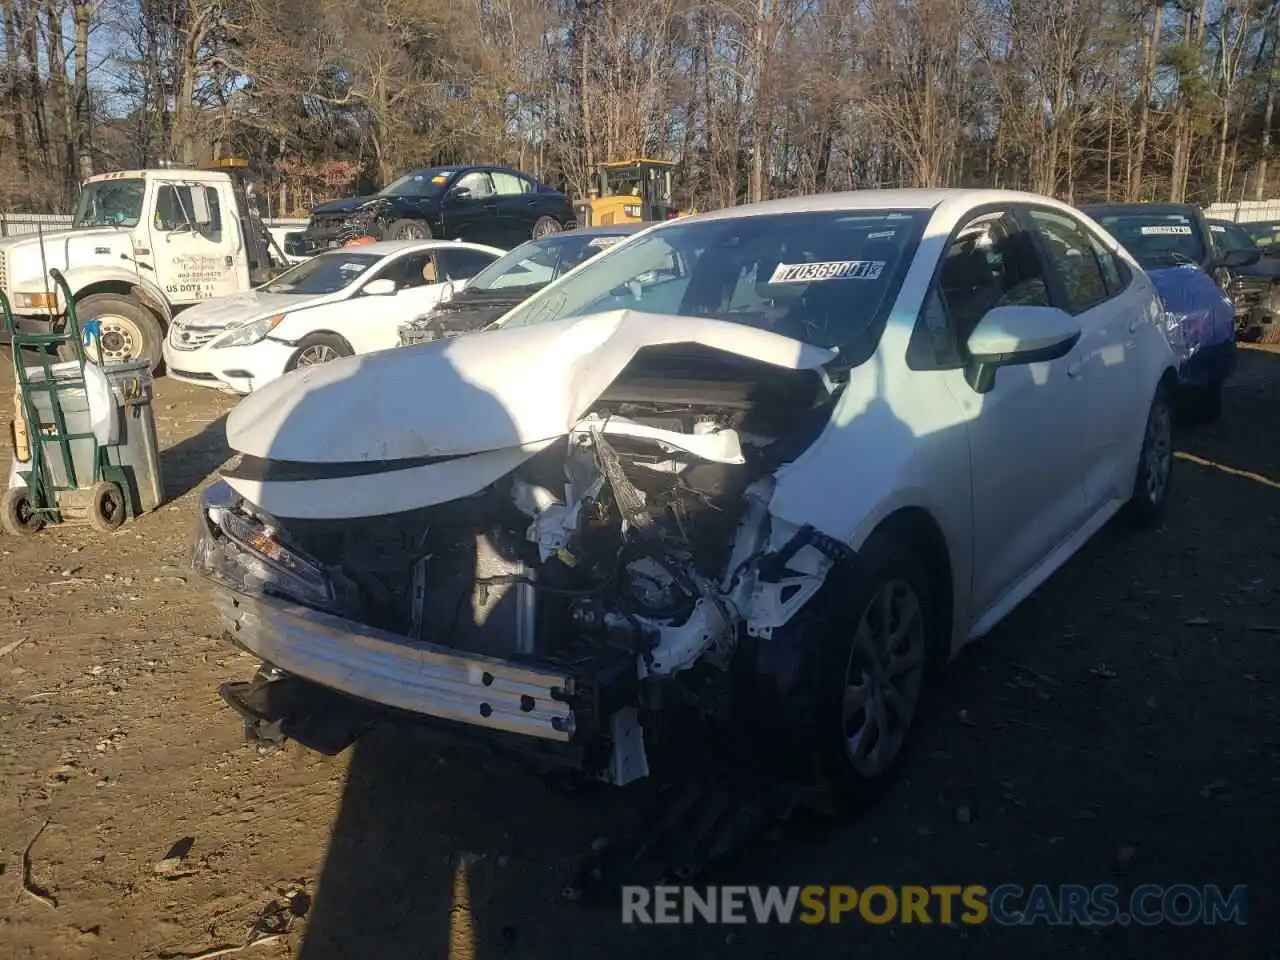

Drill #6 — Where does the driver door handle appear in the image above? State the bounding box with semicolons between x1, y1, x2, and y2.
1067;360;1084;378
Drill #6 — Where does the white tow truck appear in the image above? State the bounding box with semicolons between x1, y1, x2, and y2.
0;159;291;373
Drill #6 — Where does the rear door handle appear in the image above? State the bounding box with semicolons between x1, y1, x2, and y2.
1129;318;1140;333
1067;360;1084;378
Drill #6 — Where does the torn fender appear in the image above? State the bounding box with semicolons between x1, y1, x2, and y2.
224;309;837;465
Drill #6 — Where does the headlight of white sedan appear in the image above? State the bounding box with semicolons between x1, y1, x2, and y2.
212;314;285;349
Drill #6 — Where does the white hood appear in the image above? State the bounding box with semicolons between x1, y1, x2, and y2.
174;289;314;331
227;309;836;463
221;310;837;519
1;227;134;288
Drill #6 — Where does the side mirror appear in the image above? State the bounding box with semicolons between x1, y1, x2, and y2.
448;186;472;202
964;305;1082;394
362;278;397;296
1213;247;1260;270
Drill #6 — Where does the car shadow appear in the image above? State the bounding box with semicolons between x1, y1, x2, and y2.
159;412;231;504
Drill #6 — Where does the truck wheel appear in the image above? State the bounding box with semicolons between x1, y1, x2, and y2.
532;216;562;239
287;333;352;370
385;219;431;241
61;293;165;374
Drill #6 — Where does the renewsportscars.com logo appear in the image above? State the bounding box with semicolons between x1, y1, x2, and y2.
622;884;1249;926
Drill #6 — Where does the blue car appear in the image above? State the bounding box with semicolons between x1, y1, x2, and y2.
1080;202;1258;422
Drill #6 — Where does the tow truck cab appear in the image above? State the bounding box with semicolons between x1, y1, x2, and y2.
0;159;287;372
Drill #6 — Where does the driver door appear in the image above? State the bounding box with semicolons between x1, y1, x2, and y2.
440;171;499;243
151;181;245;303
356;251;449;351
921;209;1092;627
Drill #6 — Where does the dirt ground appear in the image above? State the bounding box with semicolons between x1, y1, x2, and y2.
0;348;1277;960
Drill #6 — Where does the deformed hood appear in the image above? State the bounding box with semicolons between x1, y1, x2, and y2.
225;310;837;467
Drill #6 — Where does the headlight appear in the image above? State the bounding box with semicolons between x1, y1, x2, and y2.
192;499;334;607
212;314;284;349
13;291;58;309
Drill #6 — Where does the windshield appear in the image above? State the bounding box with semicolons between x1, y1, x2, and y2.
73;178;145;228
1240;221;1280;251
261;251;381;295
379;169;454;198
495;210;927;358
1209;221;1257;252
1085;209;1206;268
468;232;634;293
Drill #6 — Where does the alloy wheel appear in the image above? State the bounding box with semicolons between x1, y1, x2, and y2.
296;344;341;366
841;579;927;779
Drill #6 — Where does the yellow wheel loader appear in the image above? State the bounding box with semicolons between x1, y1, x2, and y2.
576;159;689;227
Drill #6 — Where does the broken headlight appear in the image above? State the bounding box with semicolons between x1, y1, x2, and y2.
193;496;334;607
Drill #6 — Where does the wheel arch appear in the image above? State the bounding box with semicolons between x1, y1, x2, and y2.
66;272;172;328
861;505;955;660
284;330;354;370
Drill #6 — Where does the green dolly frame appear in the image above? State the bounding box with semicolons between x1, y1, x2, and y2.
2;268;134;535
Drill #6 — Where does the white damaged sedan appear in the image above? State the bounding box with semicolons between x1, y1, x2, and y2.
193;190;1178;804
162;239;503;393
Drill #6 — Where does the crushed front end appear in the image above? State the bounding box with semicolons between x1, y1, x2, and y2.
191;344;842;788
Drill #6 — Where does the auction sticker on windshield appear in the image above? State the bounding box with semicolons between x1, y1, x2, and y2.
769;260;885;283
1139;225;1193;236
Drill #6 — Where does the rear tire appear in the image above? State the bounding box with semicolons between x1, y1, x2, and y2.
1120;382;1174;529
0;487;44;536
385;218;431;241
59;293;165;375
287;333;353;371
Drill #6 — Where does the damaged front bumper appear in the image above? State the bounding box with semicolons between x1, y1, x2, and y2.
212;588;578;742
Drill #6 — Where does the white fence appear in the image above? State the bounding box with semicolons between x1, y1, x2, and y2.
0;212;308;238
1203;200;1280;224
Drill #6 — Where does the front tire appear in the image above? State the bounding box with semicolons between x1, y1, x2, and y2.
287;333;353;370
385;218;431;241
60;293;165;375
532;216;562;239
1120;382;1174;529
736;533;941;807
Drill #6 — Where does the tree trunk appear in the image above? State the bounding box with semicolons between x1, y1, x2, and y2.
72;0;93;182
1258;20;1277;199
1129;2;1161;201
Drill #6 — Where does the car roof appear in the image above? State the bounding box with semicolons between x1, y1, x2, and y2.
664;188;1084;225
1079;202;1198;216
316;239;497;257
563;224;646;237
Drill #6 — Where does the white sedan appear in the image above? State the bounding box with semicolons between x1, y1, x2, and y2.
162;239;503;393
194;189;1178;805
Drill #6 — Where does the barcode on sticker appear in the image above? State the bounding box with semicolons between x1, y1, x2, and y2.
1139;225;1193;236
768;260;886;283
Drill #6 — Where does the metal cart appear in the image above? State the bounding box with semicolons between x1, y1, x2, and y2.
2;268;135;535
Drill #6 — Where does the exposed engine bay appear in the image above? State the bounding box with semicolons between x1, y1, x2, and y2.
197;336;853;787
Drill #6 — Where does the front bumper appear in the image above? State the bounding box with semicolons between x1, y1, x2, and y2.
162;335;296;394
1182;337;1237;389
210;586;579;741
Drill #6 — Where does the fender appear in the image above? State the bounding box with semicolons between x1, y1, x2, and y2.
59;266;173;325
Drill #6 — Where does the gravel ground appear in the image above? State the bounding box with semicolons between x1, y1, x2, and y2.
0;348;1277;960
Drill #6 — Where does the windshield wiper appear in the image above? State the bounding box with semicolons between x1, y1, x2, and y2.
1157;251;1197;266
